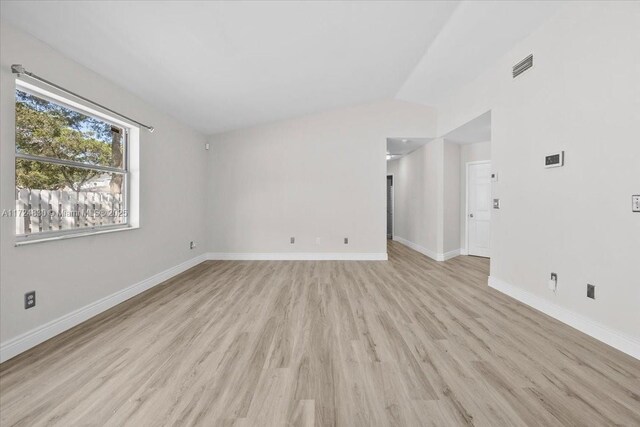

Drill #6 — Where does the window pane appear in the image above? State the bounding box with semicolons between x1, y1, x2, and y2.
16;90;125;169
15;159;127;236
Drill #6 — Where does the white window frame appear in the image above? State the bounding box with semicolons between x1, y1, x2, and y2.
14;79;140;246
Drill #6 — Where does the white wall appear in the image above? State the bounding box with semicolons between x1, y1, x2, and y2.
388;140;440;258
208;100;437;257
434;2;640;350
386;159;399;239
0;24;209;358
443;142;461;254
459;141;491;251
387;138;462;261
388;139;463;261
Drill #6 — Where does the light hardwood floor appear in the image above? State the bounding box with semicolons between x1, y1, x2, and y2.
1;241;639;426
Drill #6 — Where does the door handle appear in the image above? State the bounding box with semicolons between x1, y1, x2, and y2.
469;213;474;218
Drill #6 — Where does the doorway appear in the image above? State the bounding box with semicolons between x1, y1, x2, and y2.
466;161;491;257
386;175;393;239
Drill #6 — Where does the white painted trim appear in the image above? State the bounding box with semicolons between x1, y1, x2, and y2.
0;254;207;363
207;252;388;261
393;236;461;262
393;236;438;260
465;160;491;257
15;224;137;246
387;173;394;240
488;276;640;360
442;249;461;261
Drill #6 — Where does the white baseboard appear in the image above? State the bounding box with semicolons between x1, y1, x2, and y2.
442;249;461;261
0;254;207;363
488;276;640;360
393;236;460;262
207;252;388;261
393;236;439;260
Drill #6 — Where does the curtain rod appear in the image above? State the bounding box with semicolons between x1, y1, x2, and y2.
11;64;154;133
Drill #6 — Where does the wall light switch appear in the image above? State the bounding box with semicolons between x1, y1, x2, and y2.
548;273;557;292
632;195;640;212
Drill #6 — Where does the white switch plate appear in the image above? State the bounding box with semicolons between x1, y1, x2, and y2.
633;195;640;212
548;273;558;292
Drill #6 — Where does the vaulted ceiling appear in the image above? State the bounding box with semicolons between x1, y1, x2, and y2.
1;1;564;135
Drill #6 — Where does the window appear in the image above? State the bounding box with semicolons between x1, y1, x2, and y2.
13;85;131;242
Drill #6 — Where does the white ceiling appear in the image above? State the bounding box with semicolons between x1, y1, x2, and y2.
397;1;565;105
444;111;491;144
1;1;565;136
0;1;458;134
387;137;431;160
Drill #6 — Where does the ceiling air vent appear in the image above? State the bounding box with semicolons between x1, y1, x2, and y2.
512;54;533;78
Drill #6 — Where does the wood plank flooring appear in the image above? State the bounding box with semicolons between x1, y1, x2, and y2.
1;241;639;426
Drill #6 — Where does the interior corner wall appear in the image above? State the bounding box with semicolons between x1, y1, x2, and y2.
0;23;209;359
207;99;437;257
459;141;491;251
443;142;461;254
389;140;440;258
387;137;467;261
436;2;640;349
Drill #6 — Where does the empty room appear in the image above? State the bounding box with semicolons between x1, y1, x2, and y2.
1;1;639;426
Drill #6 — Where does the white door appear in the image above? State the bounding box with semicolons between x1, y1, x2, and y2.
467;162;491;257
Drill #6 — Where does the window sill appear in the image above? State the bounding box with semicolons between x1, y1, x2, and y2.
15;225;139;247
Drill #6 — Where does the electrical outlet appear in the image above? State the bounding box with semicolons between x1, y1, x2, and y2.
290;237;295;244
587;284;595;299
25;291;36;309
493;199;500;209
189;241;196;250
491;172;498;182
344;237;348;244
632;195;640;212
